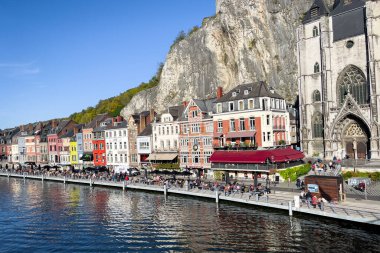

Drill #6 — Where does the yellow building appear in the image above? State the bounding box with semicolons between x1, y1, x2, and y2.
70;139;78;165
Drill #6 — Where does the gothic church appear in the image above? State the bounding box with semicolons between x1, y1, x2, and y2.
297;0;380;159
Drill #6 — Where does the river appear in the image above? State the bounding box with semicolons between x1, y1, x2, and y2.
0;177;378;252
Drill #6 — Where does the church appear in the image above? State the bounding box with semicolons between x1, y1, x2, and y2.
297;0;380;160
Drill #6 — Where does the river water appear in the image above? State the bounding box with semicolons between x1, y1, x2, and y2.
0;177;379;253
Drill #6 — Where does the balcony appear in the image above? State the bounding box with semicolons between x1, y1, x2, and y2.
212;144;258;151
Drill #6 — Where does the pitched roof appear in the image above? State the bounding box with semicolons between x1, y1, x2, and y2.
84;113;110;129
330;0;365;16
138;123;152;136
303;0;330;24
168;105;184;120
215;81;283;103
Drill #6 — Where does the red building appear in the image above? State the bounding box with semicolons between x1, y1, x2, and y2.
92;119;112;166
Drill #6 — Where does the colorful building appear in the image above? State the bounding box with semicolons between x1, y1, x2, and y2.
212;82;290;149
92;119;112;167
105;119;129;169
178;98;215;177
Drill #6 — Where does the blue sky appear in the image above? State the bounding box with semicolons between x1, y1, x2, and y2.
0;0;215;129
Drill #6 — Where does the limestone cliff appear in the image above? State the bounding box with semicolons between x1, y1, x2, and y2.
121;0;313;118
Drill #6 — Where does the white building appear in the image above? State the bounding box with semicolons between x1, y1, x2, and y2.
297;0;380;159
148;106;183;165
105;121;129;169
137;124;153;167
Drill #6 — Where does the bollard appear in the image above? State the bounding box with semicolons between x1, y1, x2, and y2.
164;184;167;196
41;174;44;181
123;180;126;191
64;176;66;184
215;190;219;203
289;201;293;216
255;193;259;201
294;196;300;209
23;172;26;180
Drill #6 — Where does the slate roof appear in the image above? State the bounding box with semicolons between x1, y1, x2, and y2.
215;81;283;103
168;105;184;121
106;121;128;130
178;97;216;121
60;130;74;139
302;0;330;24
138;123;152;137
330;0;365;16
84;113;110;129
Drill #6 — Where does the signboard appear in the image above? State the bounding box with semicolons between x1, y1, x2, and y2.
307;184;319;193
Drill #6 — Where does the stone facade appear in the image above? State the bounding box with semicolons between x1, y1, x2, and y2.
297;0;380;159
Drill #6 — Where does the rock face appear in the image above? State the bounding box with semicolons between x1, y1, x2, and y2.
121;0;313;118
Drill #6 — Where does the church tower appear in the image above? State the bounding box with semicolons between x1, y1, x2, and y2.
297;0;380;160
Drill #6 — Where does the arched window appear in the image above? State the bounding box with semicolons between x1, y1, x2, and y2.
314;62;320;73
312;112;323;138
312;90;321;102
313;26;319;37
337;65;367;105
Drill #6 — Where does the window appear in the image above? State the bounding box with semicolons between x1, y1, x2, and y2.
314;62;320;73
263;132;266;142
176;126;179;134
229;102;234;111
249;117;255;130
338;65;367;105
313;26;319;37
312;112;323;138
232;92;237;97
244;90;249;95
193;153;199;163
218;121;223;132
267;132;271;142
238;100;244;110
191;123;200;133
266;115;270;125
206;123;213;132
239;118;245;131
230;119;236;132
248;99;254;109
124;142;127;149
203;137;212;146
192;110;198;118
313;90;321;102
174;140;178;148
119;142;122;149
216;103;222;113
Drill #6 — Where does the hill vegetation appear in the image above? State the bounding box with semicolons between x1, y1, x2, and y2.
69;26;205;124
69;63;163;124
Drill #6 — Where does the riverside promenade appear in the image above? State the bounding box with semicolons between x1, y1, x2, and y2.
1;171;379;226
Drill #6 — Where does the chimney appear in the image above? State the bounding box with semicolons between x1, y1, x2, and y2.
149;109;155;123
182;101;189;107
51;120;58;128
269;86;275;94
139;114;146;133
117;116;123;122
217;87;223;99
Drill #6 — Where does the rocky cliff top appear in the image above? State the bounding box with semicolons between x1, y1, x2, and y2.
121;0;313;118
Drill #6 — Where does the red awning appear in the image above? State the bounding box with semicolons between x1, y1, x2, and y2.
225;131;255;138
210;148;304;164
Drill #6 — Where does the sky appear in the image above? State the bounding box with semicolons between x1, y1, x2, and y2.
0;0;215;129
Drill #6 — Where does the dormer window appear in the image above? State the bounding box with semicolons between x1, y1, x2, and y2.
236;89;240;94
344;0;352;5
244;90;249;95
311;7;319;18
248;87;253;91
229;102;234;111
216;103;222;113
232;92;237;97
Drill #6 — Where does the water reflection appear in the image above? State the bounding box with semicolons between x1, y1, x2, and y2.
0;177;378;252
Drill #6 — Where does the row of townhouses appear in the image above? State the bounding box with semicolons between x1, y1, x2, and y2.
0;82;302;177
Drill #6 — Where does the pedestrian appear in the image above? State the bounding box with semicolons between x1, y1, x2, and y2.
305;190;312;208
311;195;318;208
296;178;301;189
